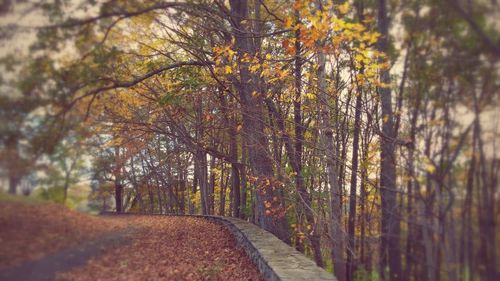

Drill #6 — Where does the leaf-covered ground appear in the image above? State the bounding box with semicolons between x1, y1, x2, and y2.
0;196;263;280
0;199;126;269
57;215;264;281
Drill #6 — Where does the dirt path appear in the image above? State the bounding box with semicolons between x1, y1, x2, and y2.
0;227;136;281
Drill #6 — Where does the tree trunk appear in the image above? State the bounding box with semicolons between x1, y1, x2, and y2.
377;0;402;280
314;1;346;276
8;175;19;195
294;8;324;265
219;162;226;216
198;151;209;215
114;147;123;213
209;155;216;215
179;169;186;214
474;95;498;281
229;0;289;242
461;122;475;281
115;183;123;213
346;77;363;280
63;174;70;204
219;92;241;218
240;139;248;219
191;153;198;214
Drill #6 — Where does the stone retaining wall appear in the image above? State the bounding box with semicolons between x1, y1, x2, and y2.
194;215;336;281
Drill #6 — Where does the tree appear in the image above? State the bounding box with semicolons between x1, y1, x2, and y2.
376;0;402;280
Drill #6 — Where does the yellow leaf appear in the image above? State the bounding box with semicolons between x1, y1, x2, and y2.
355;53;365;63
249;63;260;73
224;65;232;74
426;163;435;173
338;2;350;14
304;92;316;100
284;16;293;28
424;158;436;173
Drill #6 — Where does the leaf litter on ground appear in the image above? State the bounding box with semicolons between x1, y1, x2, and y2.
57;216;264;281
0;199;263;281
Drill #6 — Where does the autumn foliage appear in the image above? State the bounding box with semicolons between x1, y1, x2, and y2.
0;0;499;281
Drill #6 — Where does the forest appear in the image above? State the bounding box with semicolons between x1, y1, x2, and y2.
0;0;498;281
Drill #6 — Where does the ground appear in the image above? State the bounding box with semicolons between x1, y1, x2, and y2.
0;195;126;269
0;195;263;281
